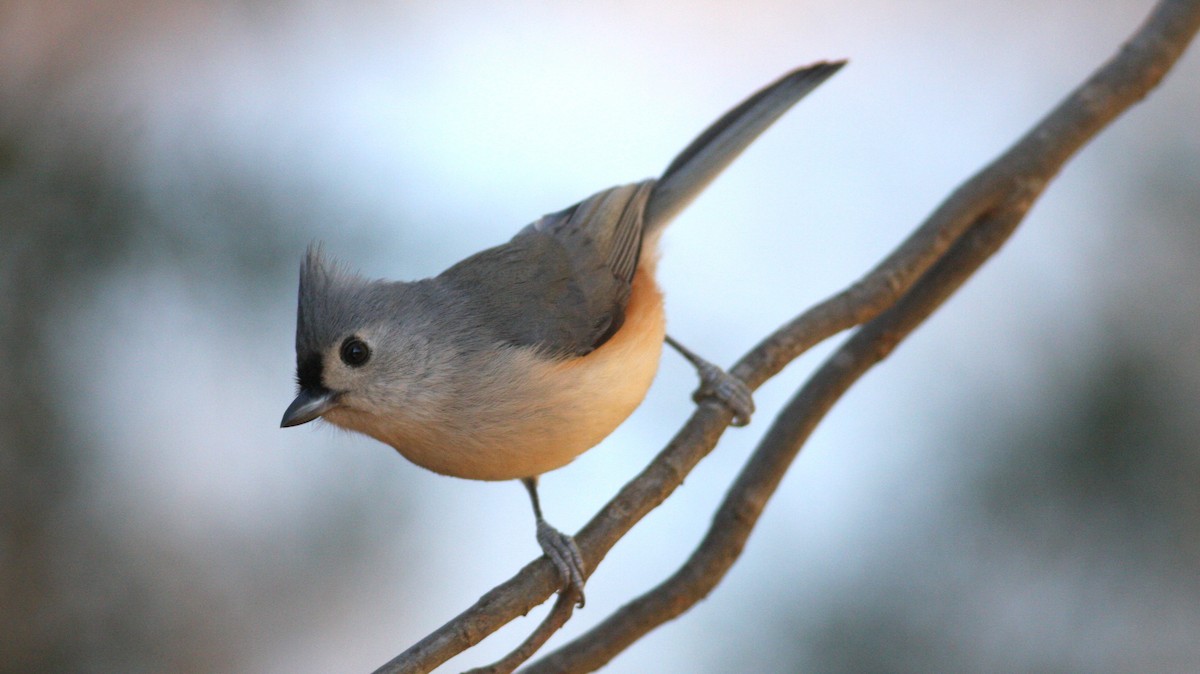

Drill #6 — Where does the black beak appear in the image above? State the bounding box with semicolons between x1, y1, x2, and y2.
281;388;338;428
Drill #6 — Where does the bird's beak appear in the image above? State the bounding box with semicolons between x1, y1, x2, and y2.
281;388;339;428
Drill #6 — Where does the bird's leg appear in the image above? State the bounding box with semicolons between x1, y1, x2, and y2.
665;335;755;426
522;476;586;608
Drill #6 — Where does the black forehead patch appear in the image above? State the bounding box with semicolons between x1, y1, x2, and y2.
295;352;326;393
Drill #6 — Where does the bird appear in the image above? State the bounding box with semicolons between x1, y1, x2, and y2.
281;61;844;606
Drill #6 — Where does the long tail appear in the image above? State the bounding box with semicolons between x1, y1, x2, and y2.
644;60;845;233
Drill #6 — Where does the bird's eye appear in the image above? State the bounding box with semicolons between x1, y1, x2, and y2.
340;337;371;367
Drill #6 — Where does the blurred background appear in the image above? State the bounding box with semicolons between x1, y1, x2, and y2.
2;0;1198;672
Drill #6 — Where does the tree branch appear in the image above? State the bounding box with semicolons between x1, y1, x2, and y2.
461;593;577;674
373;2;1200;672
524;2;1200;671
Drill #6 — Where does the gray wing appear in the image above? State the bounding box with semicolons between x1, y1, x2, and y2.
437;181;654;357
435;61;845;357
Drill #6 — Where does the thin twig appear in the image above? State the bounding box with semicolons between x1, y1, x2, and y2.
524;1;1200;671
460;593;577;674
374;1;1200;671
524;204;1027;673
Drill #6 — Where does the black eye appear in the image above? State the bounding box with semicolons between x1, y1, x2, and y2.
340;337;371;367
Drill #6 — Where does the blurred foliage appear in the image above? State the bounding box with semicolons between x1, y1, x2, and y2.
0;62;350;671
0;102;250;673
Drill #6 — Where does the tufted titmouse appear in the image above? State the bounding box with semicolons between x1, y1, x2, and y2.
281;61;844;605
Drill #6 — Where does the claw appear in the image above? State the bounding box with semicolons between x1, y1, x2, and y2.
536;520;586;608
692;359;755;426
666;335;755;426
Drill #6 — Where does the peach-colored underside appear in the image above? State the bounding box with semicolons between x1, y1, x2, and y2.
396;258;666;481
528;264;666;469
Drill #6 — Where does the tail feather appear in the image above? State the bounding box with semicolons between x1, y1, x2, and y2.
644;61;846;233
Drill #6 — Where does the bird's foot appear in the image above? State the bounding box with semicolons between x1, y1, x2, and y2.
691;358;755;426
667;336;755;426
535;519;586;608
